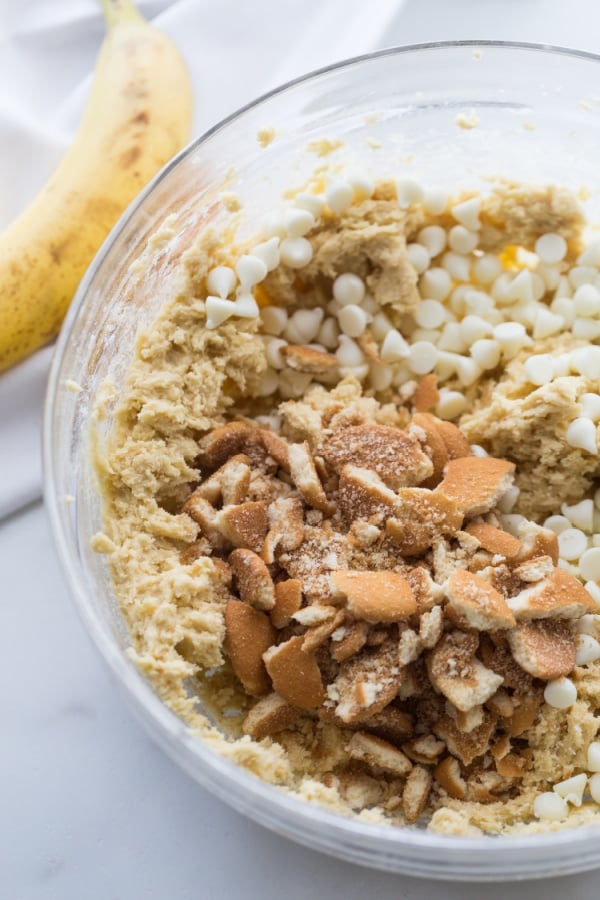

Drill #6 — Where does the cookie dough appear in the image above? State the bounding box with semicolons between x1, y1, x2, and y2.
95;172;600;835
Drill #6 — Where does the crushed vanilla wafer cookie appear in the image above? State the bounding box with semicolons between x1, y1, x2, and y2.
95;164;600;837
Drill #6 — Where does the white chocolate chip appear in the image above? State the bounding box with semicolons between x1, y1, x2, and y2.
435;351;458;381
235;294;260;318
263;212;286;238
407;243;431;274
570;346;600;379
413;326;441;343
396;177;424;208
524;354;556;386
573;284;600;316
417;225;447;258
579;548;600;581
333;273;365;306
553;772;586;807
465;290;498;318
551;295;575;326
533;307;564;339
575;633;600;666
284;208;315;238
317;316;340;349
442;251;471;283
451;197;481;230
261;306;288;335
288;308;323;343
588;742;600;772
557;527;588;560
570;266;598;288
420;267;452;301
453;355;482;387
280;237;313;268
438;322;467;353
407;341;439;375
470;338;501;370
470;445;488;457
338;304;369;338
536;262;561;291
277;369;313;399
448;225;479;254
506;270;535;304
460;315;493;344
580;393;600;421
326;181;354;214
511;302;538;329
544;677;577;709
236;254;268;289
544;514;571;534
415;299;446;329
371;312;393;341
500;514;527;537
535;232;567;264
493;321;531;359
553;353;572;377
472;254;503;284
576;614;600;636
342;363;369;380
205;295;236;329
294;192;325;217
566;417;598;455
497;485;520;513
561;498;594;532
380;329;409;362
572;319;600;340
436;389;467;419
335;335;365;367
534;792;569;821
206;265;236;298
251;237;281;271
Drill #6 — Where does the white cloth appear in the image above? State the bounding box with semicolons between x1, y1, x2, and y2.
0;0;406;520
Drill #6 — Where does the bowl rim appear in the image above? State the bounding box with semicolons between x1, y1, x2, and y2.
43;39;600;875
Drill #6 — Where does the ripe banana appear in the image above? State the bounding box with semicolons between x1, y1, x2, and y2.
0;0;193;373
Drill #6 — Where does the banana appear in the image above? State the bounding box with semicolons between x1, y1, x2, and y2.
0;0;193;373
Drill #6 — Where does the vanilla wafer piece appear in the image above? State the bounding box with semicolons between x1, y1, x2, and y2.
321;424;433;489
436;456;515;517
332;570;417;623
225;600;276;697
465;522;522;560
445;568;516;631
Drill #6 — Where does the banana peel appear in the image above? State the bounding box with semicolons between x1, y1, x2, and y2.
0;0;193;373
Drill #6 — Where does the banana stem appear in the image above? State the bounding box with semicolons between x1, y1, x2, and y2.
100;0;145;29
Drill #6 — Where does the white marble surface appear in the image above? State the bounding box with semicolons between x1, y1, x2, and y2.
5;1;600;898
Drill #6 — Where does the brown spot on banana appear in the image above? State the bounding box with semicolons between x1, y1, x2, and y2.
119;146;142;168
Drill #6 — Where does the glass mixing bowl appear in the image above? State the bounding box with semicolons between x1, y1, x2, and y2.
44;42;600;880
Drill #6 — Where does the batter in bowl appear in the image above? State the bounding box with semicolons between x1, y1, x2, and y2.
94;167;600;834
